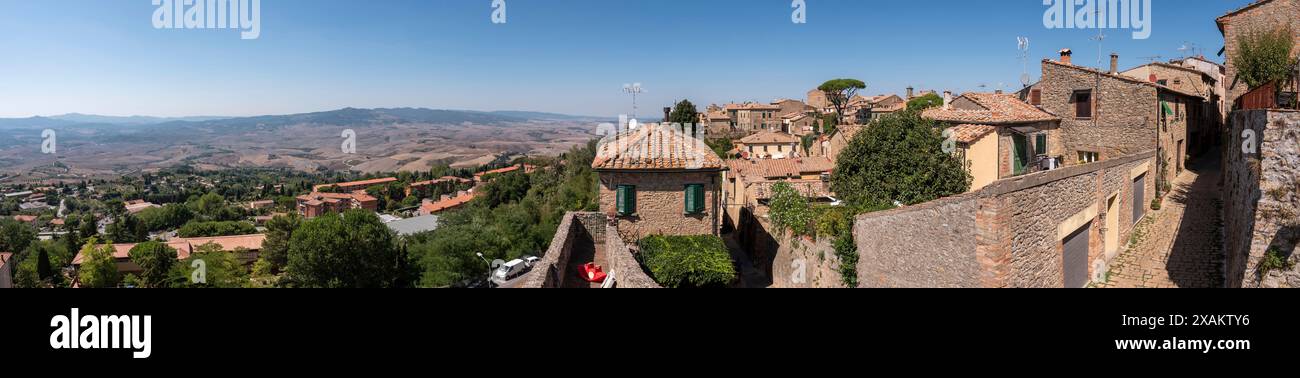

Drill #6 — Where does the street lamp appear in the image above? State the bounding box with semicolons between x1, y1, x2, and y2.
623;83;643;119
476;252;492;287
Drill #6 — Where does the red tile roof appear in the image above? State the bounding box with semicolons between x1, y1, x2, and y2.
313;177;397;192
922;93;1061;125
593;124;725;170
739;131;800;145
727;157;834;180
419;192;478;214
725;103;782;111
72;234;267;265
947;124;999;144
12;215;36;223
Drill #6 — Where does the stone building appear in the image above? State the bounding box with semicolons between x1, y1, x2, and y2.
725;103;783;133
781;112;818;136
736;131;802;159
1022;50;1209;188
701;110;735;137
296;191;379;218
923;92;1063;191
807;89;830;111
723;156;834;222
1168;56;1229;123
1216;0;1300;109
593;124;727;241
855;151;1157;288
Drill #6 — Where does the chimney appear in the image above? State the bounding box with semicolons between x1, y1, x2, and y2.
943;91;953;110
1109;53;1119;74
906;86;914;99
1059;48;1073;66
995;89;1003;95
663;107;672;122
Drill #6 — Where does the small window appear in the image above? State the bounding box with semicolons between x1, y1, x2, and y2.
684;184;705;215
1035;134;1048;155
1078;151;1100;164
1073;90;1092;119
616;185;636;216
1030;89;1042;105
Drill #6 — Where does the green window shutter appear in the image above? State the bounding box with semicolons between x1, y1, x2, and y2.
617;185;636;215
1012;134;1028;175
685;184;705;214
1035;134;1047;155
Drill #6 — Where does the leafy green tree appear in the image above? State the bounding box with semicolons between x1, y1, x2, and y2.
258;213;301;274
818;78;866;125
1233;26;1298;89
177;221;257;238
705;138;735;159
0;217;36;255
907;92;944;111
285;210;405;288
830;110;970;208
106;213;147;243
77;238;120;288
127;241;177;288
482;172;530;207
170;243;248;288
669;99;700;126
78;213;97;239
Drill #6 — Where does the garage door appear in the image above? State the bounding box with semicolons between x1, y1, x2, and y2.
1133;174;1146;225
1063;222;1091;288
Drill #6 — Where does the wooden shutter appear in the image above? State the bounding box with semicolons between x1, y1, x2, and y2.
685;184;704;214
617;185;636;215
693;185;705;213
1030;89;1042;105
1035;134;1047;155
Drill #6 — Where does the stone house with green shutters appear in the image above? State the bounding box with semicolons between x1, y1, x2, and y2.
593;123;728;241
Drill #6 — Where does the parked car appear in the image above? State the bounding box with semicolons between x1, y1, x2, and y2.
491;259;531;284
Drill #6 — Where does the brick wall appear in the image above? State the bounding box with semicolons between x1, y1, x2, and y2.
1223;110;1300;288
853;151;1156;287
1221;0;1300;107
599;171;723;241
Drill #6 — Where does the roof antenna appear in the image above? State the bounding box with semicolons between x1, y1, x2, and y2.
1017;36;1031;87
1089;30;1107;69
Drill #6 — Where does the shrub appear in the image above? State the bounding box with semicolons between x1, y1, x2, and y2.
1151;198;1162;211
769;182;814;237
638;235;736;288
1258;247;1295;276
1233;26;1297;89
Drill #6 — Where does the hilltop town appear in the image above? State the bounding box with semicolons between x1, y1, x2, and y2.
1;0;1297;289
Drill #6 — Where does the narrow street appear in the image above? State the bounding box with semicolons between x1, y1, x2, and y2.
1100;150;1224;288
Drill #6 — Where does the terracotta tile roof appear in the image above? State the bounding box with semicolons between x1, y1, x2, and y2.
297;190;377;204
922;93;1061;125
72;234;266;265
475;164;536;178
411;176;472;187
419;192;478;214
592;124;725;170
12;215;37;223
1043;59;1205;99
739;131;800;145
705;111;731;120
947;124;998;144
781;112;811;121
751;180;833;200
313;177;397;192
727;157;834;180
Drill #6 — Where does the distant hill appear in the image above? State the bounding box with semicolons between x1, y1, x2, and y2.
49;113;230;125
0;108;601;130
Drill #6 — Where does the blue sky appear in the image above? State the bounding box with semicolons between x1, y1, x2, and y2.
0;0;1254;118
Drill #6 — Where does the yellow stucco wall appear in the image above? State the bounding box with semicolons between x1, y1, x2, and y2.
964;134;999;191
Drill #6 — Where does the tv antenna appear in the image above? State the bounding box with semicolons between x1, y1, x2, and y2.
1089;31;1107;68
1017;36;1031;87
622;83;643;119
1140;55;1164;64
1178;41;1201;58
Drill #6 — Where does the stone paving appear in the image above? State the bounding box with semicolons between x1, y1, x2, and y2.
1100;153;1224;288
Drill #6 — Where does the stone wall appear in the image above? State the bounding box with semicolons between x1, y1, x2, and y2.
854;151;1157;288
599;171;723;241
1223;110;1300;288
603;224;661;288
856;194;982;288
518;212;662;288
